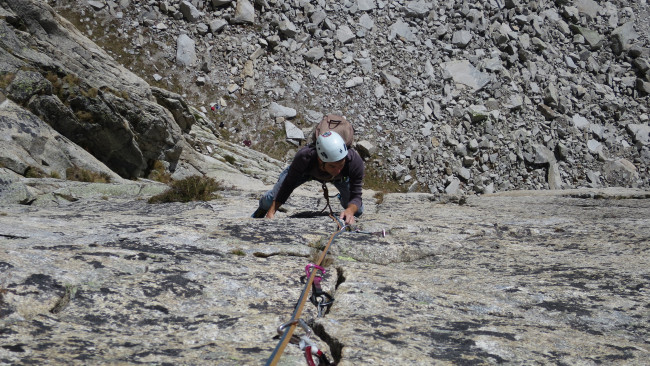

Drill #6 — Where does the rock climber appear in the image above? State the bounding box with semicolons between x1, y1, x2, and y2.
252;131;364;225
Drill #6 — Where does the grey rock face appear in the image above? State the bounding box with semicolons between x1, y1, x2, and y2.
0;99;122;182
0;0;192;179
2;184;648;365
6;70;53;104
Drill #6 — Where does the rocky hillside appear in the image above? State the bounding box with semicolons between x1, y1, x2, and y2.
38;0;650;196
1;1;650;365
1;0;648;194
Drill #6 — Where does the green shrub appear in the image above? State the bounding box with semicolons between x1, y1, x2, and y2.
230;248;245;256
224;155;236;165
24;166;47;178
148;175;224;204
75;110;93;122
147;160;172;184
66;166;111;183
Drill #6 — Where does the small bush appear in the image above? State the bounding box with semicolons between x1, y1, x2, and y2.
230;249;245;256
224;155;236;165
66;166;111;183
75;110;93;122
148;175;224;204
147;160;172;184
24;166;47;178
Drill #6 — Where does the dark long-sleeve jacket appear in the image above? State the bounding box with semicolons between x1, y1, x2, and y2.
275;145;364;208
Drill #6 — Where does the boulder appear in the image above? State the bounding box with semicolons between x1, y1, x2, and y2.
232;0;254;24
176;33;197;67
602;159;639;186
269;102;296;118
0;98;123;181
1;0;188;179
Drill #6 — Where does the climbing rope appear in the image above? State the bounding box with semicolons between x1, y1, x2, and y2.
265;182;386;365
265;187;345;366
318;182;337;216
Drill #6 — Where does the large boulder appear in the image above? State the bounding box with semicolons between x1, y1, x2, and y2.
0;0;190;179
0;97;123;182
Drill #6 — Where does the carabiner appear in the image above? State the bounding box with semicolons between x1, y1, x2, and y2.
277;319;312;344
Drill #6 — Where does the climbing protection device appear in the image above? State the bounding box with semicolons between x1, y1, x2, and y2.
275;319;333;366
304;264;334;318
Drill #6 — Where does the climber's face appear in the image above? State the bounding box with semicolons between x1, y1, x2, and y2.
319;158;345;177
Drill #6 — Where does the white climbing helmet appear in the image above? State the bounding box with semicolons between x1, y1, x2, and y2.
316;131;348;162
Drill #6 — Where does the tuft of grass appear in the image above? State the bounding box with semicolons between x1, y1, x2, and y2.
62;74;79;86
148;175;224;203
373;192;385;204
147;160;172;184
103;87;129;100
0;72;16;88
363;163;405;193
82;87;99;98
230;248;245;256
224;155;236;165
0;287;7;306
75;110;94;122
45;71;59;84
66;166;111;183
24;166;47;178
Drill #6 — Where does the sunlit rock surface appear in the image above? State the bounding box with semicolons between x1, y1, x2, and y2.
1;184;648;365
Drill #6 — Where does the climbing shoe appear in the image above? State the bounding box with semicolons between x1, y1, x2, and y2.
251;207;267;218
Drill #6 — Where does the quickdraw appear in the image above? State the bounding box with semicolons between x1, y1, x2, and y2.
304;264;334;318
